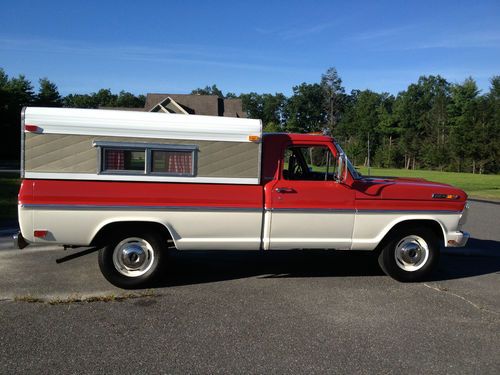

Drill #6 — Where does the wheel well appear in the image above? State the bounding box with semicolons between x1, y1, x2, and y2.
376;219;444;252
90;221;174;248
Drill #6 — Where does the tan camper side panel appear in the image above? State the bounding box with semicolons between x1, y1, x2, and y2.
25;134;260;179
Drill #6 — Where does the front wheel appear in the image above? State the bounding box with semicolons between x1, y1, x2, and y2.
98;231;165;289
378;227;440;282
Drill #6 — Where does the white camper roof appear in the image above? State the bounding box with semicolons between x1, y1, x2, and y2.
24;107;262;143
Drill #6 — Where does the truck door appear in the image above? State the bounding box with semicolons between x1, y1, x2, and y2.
268;143;355;250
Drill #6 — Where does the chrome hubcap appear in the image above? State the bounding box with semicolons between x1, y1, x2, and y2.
394;235;429;272
112;237;154;277
121;244;146;268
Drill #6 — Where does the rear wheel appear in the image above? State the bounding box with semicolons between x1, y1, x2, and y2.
378;227;440;282
98;231;165;289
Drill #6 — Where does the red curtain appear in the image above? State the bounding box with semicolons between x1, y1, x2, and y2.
166;152;192;174
105;150;125;170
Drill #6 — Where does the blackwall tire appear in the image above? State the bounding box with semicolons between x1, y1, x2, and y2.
378;226;440;282
98;231;165;289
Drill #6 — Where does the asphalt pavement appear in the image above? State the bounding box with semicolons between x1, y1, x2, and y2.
0;200;499;374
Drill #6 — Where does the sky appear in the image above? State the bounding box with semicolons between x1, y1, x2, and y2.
0;0;499;96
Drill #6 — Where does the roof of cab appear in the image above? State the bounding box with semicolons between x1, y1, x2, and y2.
263;132;334;143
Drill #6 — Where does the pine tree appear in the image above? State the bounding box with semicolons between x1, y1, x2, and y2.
36;78;62;107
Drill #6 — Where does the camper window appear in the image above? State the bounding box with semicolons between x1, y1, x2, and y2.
151;150;194;175
94;141;197;177
103;149;145;172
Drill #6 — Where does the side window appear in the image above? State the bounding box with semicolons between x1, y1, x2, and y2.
103;149;145;172
94;141;197;177
283;146;336;181
151;150;194;175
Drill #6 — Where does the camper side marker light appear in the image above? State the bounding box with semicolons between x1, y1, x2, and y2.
25;125;41;133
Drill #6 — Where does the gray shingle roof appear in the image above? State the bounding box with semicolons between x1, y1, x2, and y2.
144;93;246;118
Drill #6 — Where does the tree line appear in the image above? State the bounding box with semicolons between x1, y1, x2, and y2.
1;67;498;173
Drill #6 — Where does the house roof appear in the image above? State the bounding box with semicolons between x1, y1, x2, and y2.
144;93;246;118
150;97;189;114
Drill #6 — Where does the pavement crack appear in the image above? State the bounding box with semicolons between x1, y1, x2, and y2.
423;283;500;317
8;290;159;305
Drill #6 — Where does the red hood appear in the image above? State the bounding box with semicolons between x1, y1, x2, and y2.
352;176;467;202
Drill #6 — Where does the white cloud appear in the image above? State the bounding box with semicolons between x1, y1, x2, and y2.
255;21;337;41
0;36;315;74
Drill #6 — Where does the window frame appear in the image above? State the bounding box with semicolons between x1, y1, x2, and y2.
93;141;198;177
281;143;337;182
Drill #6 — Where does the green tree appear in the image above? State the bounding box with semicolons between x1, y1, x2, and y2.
391;75;450;169
1;73;35;159
115;91;145;108
35;78;62;107
64;90;144;109
240;92;286;130
448;77;480;172
64;93;99;108
262;93;286;129
285;83;326;133
0;68;9;119
240;92;264;120
7;75;35;109
191;84;224;97
488;76;500;173
336;90;385;166
375;94;399;167
321;67;345;133
94;89;117;107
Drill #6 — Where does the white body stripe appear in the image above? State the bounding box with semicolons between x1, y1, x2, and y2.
20;206;263;250
351;211;462;250
19;204;465;251
269;210;355;250
24;172;259;185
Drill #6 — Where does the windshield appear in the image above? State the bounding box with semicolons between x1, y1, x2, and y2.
334;142;362;180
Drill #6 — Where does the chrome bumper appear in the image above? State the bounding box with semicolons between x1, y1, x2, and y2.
446;231;470;247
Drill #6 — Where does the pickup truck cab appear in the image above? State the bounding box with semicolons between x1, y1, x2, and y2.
17;108;469;288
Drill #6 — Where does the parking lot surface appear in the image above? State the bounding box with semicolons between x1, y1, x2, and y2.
1;200;499;373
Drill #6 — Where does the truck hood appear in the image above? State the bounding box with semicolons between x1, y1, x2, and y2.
352;176;467;202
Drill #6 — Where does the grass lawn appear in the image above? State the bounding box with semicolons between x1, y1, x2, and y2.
357;167;500;200
0;173;20;221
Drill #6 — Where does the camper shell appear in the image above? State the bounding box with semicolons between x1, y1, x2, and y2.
22;107;263;185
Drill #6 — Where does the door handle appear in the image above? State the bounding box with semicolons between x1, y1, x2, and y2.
275;187;295;193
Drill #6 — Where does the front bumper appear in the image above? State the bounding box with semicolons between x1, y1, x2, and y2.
446;231;470;247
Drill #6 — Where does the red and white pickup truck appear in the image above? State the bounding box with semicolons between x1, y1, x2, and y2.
16;107;469;288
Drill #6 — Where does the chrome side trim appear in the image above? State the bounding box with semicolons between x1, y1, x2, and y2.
356;209;461;215
21;204;262;212
267;208;461;215
268;208;355;214
21;204;461;216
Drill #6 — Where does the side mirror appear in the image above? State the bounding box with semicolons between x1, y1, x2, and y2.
335;153;347;183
